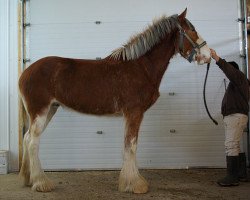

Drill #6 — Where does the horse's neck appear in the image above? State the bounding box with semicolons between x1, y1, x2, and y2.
144;32;177;88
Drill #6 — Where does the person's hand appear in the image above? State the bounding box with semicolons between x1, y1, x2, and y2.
210;49;220;62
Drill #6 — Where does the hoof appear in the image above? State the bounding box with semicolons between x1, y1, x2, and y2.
133;177;149;194
32;178;55;192
119;175;149;194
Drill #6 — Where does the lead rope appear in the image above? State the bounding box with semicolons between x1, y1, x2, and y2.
203;63;218;125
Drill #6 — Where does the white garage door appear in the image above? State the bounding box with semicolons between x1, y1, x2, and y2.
24;0;242;170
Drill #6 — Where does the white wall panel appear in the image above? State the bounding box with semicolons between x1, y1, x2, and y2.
0;0;9;151
26;0;241;170
0;0;19;171
29;0;237;23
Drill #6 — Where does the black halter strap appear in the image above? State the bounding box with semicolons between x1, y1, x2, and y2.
175;18;207;62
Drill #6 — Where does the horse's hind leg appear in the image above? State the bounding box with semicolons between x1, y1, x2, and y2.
19;96;32;186
19;129;32;186
119;110;149;194
28;105;57;192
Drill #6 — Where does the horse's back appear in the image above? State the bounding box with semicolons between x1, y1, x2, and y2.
19;56;99;93
18;56;120;115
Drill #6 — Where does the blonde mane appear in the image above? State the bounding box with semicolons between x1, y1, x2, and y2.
109;14;178;61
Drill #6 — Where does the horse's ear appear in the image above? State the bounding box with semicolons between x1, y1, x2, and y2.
178;8;187;22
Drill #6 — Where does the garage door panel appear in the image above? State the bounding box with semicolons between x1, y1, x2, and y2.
29;0;238;24
29;20;240;62
30;22;151;61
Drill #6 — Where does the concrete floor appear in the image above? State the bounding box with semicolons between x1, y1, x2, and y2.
0;169;249;200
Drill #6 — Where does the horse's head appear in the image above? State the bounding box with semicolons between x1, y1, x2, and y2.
176;9;211;65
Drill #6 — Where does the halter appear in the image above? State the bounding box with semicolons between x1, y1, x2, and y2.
175;18;207;62
173;16;217;125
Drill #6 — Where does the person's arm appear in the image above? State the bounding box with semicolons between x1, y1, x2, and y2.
210;49;245;86
210;49;219;62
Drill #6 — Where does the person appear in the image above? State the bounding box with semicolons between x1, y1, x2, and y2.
210;48;249;186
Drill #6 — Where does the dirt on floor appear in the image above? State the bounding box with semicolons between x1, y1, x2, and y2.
0;169;249;200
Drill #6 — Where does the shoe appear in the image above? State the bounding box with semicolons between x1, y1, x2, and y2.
239;152;248;182
217;156;239;186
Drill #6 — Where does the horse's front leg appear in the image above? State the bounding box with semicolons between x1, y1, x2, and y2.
119;110;149;194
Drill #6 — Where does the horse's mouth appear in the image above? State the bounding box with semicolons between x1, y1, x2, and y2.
196;55;211;65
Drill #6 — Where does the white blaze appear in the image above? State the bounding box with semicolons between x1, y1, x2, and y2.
195;34;211;65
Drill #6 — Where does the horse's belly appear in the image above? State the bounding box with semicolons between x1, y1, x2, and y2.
56;94;121;115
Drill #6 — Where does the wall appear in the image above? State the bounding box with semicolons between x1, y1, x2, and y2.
0;0;19;171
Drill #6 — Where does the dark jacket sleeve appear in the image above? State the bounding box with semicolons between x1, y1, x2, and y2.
216;58;245;86
217;58;249;116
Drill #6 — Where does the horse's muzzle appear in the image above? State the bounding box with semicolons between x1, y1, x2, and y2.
196;55;211;65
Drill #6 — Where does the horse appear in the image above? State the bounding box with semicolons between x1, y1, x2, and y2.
18;9;211;193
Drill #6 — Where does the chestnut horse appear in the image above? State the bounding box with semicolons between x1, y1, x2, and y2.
19;9;211;193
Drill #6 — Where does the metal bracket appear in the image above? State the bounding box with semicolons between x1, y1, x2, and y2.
23;23;31;28
23;59;30;64
170;129;176;133
240;54;246;59
237;18;245;23
95;21;102;25
96;131;103;134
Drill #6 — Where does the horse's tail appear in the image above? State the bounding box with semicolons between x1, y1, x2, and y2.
18;78;30;136
21;101;29;134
